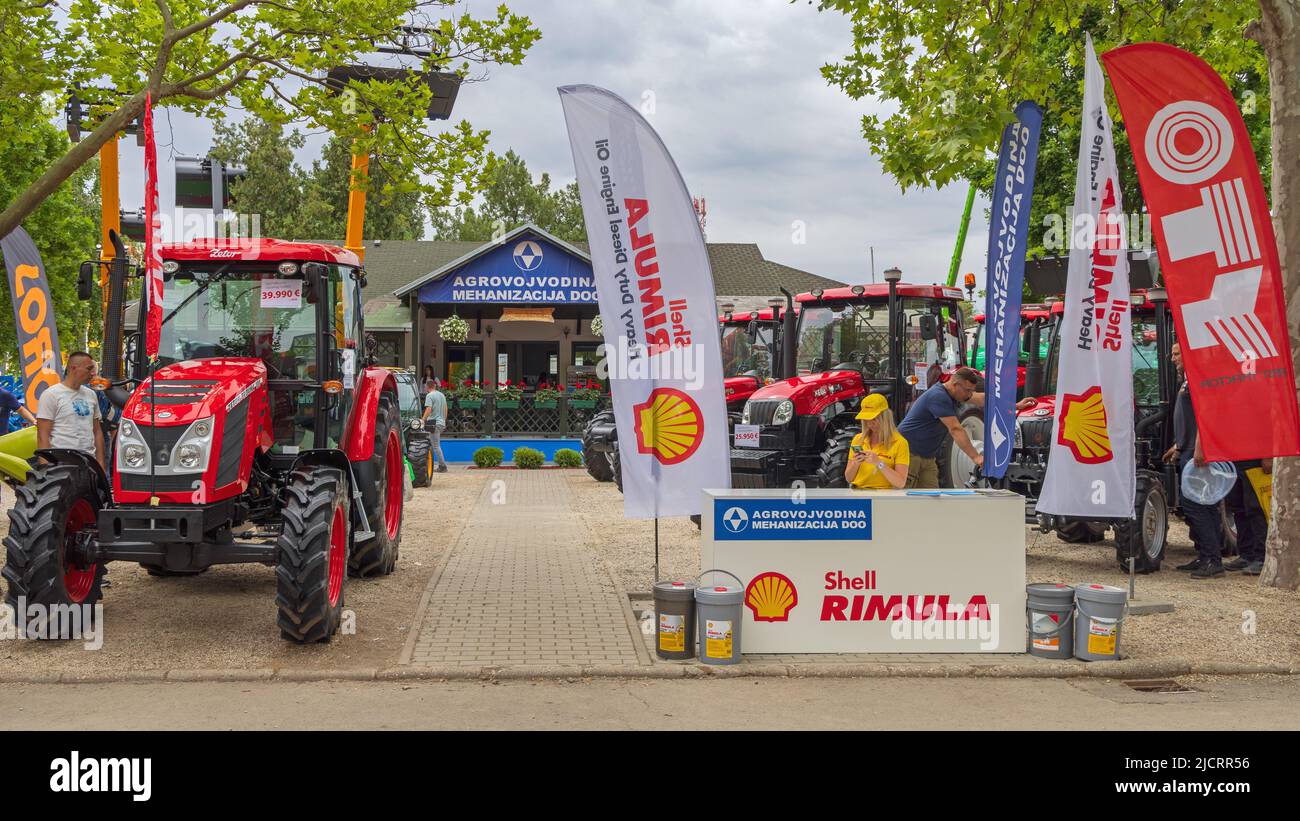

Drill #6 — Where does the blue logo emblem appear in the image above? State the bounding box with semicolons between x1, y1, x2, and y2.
722;506;749;533
512;240;544;272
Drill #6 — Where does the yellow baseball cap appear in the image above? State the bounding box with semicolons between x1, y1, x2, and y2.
855;394;889;420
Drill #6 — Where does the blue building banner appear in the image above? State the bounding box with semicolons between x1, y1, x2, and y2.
714;498;872;541
983;100;1043;479
416;235;599;304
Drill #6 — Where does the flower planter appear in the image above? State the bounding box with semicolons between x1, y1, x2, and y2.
456;399;482;409
495;400;520;409
570;399;597;409
533;401;558;410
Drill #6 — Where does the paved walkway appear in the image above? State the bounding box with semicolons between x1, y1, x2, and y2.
405;471;648;669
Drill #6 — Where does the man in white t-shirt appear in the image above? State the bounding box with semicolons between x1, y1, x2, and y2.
36;351;106;472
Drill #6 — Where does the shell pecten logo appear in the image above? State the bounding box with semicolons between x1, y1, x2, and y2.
632;387;704;465
1057;385;1113;464
745;572;798;622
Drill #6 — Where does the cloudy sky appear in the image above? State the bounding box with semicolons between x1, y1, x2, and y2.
120;0;994;288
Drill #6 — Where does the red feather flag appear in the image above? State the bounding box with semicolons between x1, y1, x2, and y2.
1103;43;1300;460
143;92;164;359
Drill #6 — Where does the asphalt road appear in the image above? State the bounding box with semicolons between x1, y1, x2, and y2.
2;675;1297;730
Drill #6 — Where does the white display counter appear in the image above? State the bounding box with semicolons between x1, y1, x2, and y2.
701;488;1026;653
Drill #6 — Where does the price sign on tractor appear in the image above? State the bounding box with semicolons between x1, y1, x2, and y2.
260;278;302;309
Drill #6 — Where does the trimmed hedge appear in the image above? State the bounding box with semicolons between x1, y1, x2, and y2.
513;447;545;469
472;446;505;468
553;448;582;468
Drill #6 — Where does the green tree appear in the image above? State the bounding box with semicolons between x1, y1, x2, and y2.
816;0;1300;588
209;116;305;238
295;132;427;240
430;150;586;243
0;116;98;374
0;0;541;240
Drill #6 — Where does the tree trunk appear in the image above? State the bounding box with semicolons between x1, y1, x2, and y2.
0;93;146;241
1256;0;1300;590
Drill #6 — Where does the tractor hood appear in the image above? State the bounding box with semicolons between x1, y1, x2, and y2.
723;374;763;406
745;369;864;416
124;359;269;427
1018;394;1058;420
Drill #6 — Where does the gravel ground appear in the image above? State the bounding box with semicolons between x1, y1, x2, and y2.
564;472;1300;667
0;469;486;675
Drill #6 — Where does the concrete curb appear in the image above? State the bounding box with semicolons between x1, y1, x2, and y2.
6;658;1296;685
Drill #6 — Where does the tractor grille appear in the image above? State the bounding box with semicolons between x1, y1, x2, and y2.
730;448;779;469
1018;418;1054;449
119;473;199;493
216;398;249;487
133;423;187;467
744;399;785;427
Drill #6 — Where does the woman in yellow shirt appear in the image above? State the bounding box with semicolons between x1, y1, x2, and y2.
844;394;910;489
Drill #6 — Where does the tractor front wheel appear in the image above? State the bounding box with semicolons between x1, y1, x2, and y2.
350;392;402;577
815;422;857;489
1114;470;1168;574
2;465;106;635
582;411;615;482
276;466;350;643
938;406;984;488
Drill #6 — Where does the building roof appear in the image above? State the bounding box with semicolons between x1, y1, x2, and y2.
301;232;844;328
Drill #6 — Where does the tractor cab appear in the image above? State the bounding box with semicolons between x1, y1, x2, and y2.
719;305;788;411
730;282;967;488
967;305;1052;393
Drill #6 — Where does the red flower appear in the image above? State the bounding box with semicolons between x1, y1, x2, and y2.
463;379;471;386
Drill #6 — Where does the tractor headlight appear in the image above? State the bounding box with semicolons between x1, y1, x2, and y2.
741;402;752;425
123;444;147;468
410;418;424;430
170;416;215;474
772;399;795;426
1014;420;1023;450
177;444;202;469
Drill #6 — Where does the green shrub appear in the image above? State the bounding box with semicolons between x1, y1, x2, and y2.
553;448;583;468
473;446;504;467
513;447;545;469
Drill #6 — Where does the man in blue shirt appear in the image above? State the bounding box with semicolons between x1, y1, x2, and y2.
0;385;36;433
898;367;985;488
420;379;448;473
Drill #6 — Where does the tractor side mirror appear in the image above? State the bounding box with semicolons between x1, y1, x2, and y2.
919;314;940;341
746;319;759;343
302;262;328;304
78;261;97;301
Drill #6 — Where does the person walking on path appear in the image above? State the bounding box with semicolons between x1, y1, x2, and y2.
35;352;106;473
1162;343;1224;579
845;394;910;489
0;383;36;432
420;379;448;473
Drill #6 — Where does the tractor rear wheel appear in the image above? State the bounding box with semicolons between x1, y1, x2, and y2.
2;465;106;634
276;466;350;643
938;406;984;488
582;411;615;482
407;430;432;488
350;392;402;577
1114;470;1168;574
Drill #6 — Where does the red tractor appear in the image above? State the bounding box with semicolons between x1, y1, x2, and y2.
2;237;406;642
730;279;969;488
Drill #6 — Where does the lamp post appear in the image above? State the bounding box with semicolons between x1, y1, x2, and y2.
883;266;903;411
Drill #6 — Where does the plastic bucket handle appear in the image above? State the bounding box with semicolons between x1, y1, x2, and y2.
1075;597;1129;625
695;568;744;589
1026;605;1073;638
